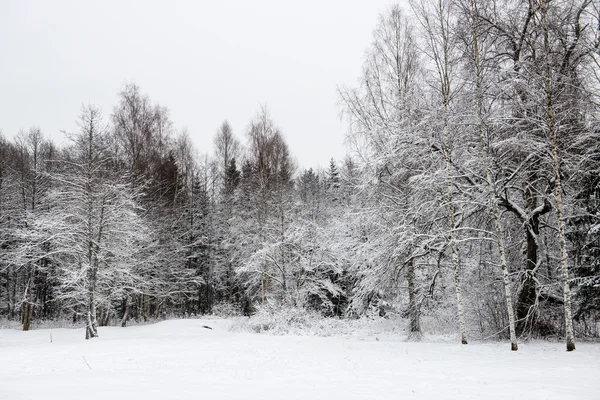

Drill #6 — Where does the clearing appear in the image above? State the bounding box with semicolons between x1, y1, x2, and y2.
0;319;598;399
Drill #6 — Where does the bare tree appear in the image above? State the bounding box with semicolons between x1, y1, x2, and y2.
39;106;148;339
538;0;588;352
214;120;240;189
462;0;519;350
340;5;442;340
410;0;468;345
241;107;295;305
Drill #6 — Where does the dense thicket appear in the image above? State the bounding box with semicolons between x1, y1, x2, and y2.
1;0;598;349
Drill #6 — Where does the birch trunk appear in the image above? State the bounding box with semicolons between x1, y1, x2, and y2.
470;0;517;351
85;300;98;339
539;0;575;351
444;106;467;345
85;265;98;339
406;254;422;340
415;0;468;346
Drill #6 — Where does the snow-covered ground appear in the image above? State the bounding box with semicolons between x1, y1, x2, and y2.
0;319;598;399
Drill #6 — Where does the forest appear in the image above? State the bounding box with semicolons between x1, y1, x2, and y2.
0;0;599;352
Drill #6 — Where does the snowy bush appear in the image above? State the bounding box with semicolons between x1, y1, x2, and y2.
230;305;409;338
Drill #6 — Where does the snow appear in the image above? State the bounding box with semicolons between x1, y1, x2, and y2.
0;319;598;399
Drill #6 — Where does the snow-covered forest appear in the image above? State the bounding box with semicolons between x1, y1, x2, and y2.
1;0;599;355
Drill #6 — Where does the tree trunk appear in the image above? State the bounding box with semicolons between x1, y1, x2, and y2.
85;301;98;339
4;270;10;317
22;301;31;331
98;308;105;327
98;308;111;327
22;272;32;331
121;296;130;327
500;189;551;337
540;0;575;351
495;210;518;351
450;238;468;345
85;286;98;339
469;0;518;351
142;294;148;322
443;87;467;346
10;269;17;319
406;255;422;340
517;222;539;333
444;127;467;344
422;0;468;346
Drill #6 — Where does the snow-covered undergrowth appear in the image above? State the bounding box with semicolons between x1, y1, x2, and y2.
0;316;164;331
1;319;598;400
230;307;405;338
230;307;466;342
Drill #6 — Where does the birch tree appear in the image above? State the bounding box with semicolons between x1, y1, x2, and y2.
340;5;447;339
410;0;468;344
537;0;590;352
39;106;148;339
462;0;519;350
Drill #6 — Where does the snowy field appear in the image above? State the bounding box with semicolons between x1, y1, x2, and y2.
1;319;598;400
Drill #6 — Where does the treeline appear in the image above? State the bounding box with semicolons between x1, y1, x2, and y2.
1;0;599;350
337;0;600;350
0;85;361;338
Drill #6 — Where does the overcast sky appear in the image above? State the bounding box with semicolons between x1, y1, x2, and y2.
0;0;397;168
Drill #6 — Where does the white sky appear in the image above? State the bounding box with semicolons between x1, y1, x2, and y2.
0;0;398;168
